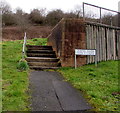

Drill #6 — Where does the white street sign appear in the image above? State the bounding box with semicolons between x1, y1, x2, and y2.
75;49;96;55
75;49;97;69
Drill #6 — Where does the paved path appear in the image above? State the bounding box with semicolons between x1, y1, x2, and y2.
30;71;92;111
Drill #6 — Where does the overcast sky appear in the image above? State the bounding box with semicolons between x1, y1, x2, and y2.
3;0;120;13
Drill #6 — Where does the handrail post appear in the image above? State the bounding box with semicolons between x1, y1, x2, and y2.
83;2;85;21
100;7;102;23
22;32;27;59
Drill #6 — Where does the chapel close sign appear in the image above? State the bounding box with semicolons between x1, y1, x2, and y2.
75;49;97;68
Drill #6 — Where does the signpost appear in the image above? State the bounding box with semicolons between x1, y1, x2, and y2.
75;49;97;69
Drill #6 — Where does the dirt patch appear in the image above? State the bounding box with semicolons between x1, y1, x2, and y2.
2;26;53;41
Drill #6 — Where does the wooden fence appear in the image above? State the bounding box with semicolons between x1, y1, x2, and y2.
86;21;120;64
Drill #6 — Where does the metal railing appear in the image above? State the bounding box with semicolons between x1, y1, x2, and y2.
47;18;64;58
83;2;120;27
22;32;27;59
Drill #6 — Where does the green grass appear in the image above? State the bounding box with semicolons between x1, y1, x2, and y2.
2;38;47;111
57;60;119;111
2;38;119;111
27;38;47;46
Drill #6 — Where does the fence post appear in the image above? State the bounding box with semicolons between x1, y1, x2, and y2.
75;54;77;69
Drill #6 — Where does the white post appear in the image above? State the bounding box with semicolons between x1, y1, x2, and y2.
22;32;27;59
75;54;77;69
95;54;97;67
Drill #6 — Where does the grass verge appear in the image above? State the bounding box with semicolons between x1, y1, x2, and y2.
57;60;119;111
2;38;47;111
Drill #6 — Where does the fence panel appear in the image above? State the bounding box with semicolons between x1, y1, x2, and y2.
86;22;120;64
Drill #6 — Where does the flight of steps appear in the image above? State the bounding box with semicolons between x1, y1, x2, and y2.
25;45;61;70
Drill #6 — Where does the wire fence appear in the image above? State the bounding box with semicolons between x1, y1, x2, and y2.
83;2;120;27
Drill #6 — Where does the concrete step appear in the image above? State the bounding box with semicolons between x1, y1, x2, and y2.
27;53;56;58
28;62;61;67
26;45;61;70
26;57;60;62
29;66;60;70
26;50;55;54
26;45;53;50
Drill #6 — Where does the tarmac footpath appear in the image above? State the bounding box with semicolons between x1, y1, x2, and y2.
29;71;93;112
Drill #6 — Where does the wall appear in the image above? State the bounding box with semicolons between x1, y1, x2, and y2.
48;18;120;67
62;19;86;67
48;18;86;67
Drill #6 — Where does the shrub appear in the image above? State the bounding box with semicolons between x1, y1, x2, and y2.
17;59;29;71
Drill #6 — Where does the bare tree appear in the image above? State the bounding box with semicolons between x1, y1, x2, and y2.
0;0;11;15
0;0;15;26
73;5;83;18
15;8;31;32
102;13;114;25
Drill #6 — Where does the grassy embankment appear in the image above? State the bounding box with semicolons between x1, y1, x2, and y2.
2;38;119;111
58;60;119;111
2;38;47;111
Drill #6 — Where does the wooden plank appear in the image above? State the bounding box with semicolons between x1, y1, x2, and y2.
103;28;106;61
109;29;112;60
98;27;100;62
89;25;92;63
113;30;115;60
95;26;98;62
106;28;109;60
114;30;117;60
88;25;91;64
107;28;110;60
86;21;120;30
93;25;96;63
111;30;114;60
105;28;107;61
103;27;106;61
110;29;112;60
96;26;99;62
100;27;102;61
113;30;116;60
100;27;103;61
92;25;95;63
104;28;106;61
86;25;89;64
102;27;104;61
117;30;120;60
92;25;94;63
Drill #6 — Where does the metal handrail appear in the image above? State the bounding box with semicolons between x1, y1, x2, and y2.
22;32;27;59
83;2;120;26
47;18;64;38
83;2;120;14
